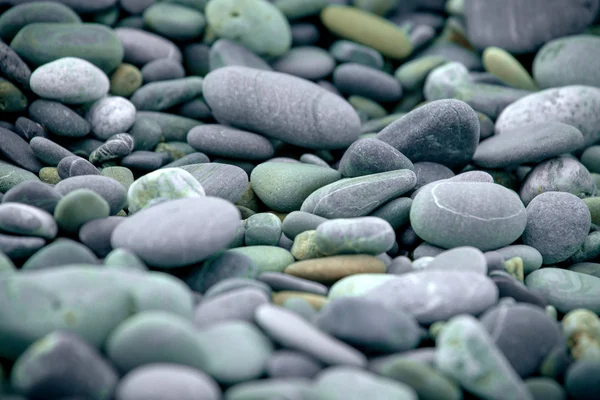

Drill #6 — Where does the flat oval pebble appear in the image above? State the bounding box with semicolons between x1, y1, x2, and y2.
266;350;322;379
203;66;361;149
285;255;386;285
255;303;367;367
365;270;498;324
141;58;185;83
0;127;43;173
29;137;75;167
329;40;384;70
188;124;274;161
57;156;100;179
338;138;414;178
55;175;126;215
111;197;240;268
131;77;203;112
495;85;600;147
321;5;412;59
205;0;292;57
525;268;600;314
179;163;248;203
435;315;533;400
115;27;182;66
194;287;269;328
522;192;591;264
410;181;527;251
11;23;124;73
272;46;335;81
53;189;110;233
116;364;220;400
86;96;136;140
79;216;125;257
315;216;395;256
333;63;402;103
377;99;480;170
30;57;109;104
143;3;205;41
425;246;488;274
0;203;57;240
208;38;272;72
29;100;90;138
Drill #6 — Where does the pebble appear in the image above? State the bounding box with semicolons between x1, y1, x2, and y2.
54;175;126;215
86;96;136;140
266;350;322;379
377;99;480;170
179;163;248;203
436;314;533;400
0;127;42;173
272;46;335;81
258;272;328;296
205;0;292;57
425;246;488;274
562;308;600;361
333;63;402;103
329;40;384;70
482;46;538;91
57;156;100;179
0;203;57;240
2;180;62;214
141;58;186;83
79;216;125;257
130;77;203;112
29;137;75;166
224;378;311;400
188;124;275;161
245;213;282;246
111;197;241;268
110;63;142;97
143;3;205;41
203;66;361;149
315;216;395;256
53;189;110;233
285;254;386;284
410;181;527;251
115;27;182;66
255;304;368;367
29;99;90;137
522;192;591;265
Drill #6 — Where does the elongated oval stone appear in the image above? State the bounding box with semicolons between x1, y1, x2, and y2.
130;77;204;112
203;66;361;149
410;181;527;251
525;268;600;314
301;169;417;219
315;217;395;256
10;23;124;73
179;163;248;204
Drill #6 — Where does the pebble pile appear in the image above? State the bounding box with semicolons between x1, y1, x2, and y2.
0;0;600;399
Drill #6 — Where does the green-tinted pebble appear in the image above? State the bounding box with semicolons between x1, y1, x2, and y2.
394;55;447;92
584;197;600;225
504;257;525;282
104;248;148;271
144;3;205;41
315;217;395;256
0;161;39;192
0;250;16;275
274;0;327;19
137;112;201;142
348;95;387;119
10;23;124;73
110;63;142;98
353;0;400;15
244;213;282;246
483;46;538;91
155;141;197;159
290;230;325;261
370;197;412;230
53;189;110;233
224;378;311;400
562;309;600;361
0;78;27;112
22;239;98;270
131;77;204;112
524;377;567;400
321;5;413;59
235;183;261;212
38;167;61;184
229;245;295;274
250;162;342;213
378;358;462;400
328;273;396;299
101;166;134;194
206;0;292;57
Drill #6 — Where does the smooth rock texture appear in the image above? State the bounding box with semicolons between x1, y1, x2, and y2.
315;217;395;256
203;66;361;149
338;138;414;178
410;181;527;251
111;197;241;268
188;125;275;161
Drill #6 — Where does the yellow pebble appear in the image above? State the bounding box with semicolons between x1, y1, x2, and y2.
483;47;538;91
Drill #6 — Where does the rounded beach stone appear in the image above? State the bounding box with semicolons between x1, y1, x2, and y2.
116;364;220;400
88;133;134;164
519;157;597;206
104;248;148;271
0;2;81;43
0;127;43;173
251;162;341;212
30;57;109;104
194;286;269;327
258;272;327;296
410;181;527;251
0;203;57;240
394;55;447;92
435;315;533;399
321;5;412;59
57;156;100;179
208;38;272;72
106;311;205;374
130;77;204;112
115;28;182;66
291;230;336;260
14;117;47;142
79;216;125;257
143;3;205;41
366;270;498;324
377;99;480;170
525;377;566;400
495;245;543;275
11;23;124;73
526;268;600;314
137;112;200;142
229;245;294;274
338;138;414;178
565;359;600;400
266;350;322;379
0;40;32;93
255;303;367;367
141;59;185;83
86;96;136;140
28;100;90;138
245;213;282;246
314;297;421;353
0;78;27;113
522;192;591;264
333;63;402;103
482;47;538;91
315;217;395;256
203;66;361;149
284;255;386;285
463;0;599;54
495;85;600;147
54;175;127;215
301;169;416;219
0;232;45;261
2;181;62;214
53;189;110;233
426;246;487;274
188;124;274;161
186;251;258;294
179;163;248;204
10;331;117;400
480;303;565;378
205;0;292;57
473;122;585;169
223;379;311;400
110;64;142;97
272;46;335;81
329;40;384;70
111;197;241;268
562;309;600;361
127;168;205;214
282;211;327;239
533;35;600;89
29;137;75;167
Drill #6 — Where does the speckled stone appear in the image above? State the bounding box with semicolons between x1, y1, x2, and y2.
315;217;395;256
86;96;136;140
188;124;274;161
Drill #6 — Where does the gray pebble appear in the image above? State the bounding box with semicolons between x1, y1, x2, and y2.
333;63;402;103
194;287;270;328
54;175;127;215
273;46;335;81
115;27;182;66
141;58;185;83
179;163;249;203
86;96;136;140
57;156;100;179
266;350;322;379
329;40;384;69
257;272;328;296
29;137;75;166
187;124;275;161
29;100;90;138
89;133;135;164
338;138;414;178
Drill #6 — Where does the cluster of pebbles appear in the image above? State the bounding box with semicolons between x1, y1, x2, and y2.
1;0;600;399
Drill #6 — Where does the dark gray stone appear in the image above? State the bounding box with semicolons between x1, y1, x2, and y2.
209;38;272;72
333;63;402;103
54;175;127;215
0;127;43;173
79;217;126;258
194;287;269;328
179;163;249;204
266;350;322;379
2;180;62;214
30;137;75;166
29;100;90;138
338;138;414;178
141;58;185;83
57;156;100;179
188;125;275;161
